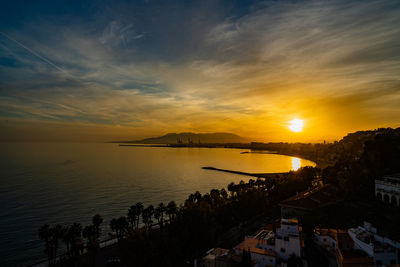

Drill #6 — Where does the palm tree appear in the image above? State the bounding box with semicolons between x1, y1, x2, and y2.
220;188;228;199
143;205;154;229
38;224;52;266
185;193;196;206
92;214;103;238
117;216;129;238
69;223;84;258
110;218;119;239
194;191;202;203
256;177;264;188
157;203;166;226
135;202;144;229
154;208;161;226
83;225;100;266
128;205;138;230
248;179;255;188
227;182;235;197
43;224;62;266
210;189;220;205
166;201;177;222
60;225;72;257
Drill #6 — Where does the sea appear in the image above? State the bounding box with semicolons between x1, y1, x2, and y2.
0;142;315;266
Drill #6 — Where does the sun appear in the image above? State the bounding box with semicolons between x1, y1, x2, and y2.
288;119;304;132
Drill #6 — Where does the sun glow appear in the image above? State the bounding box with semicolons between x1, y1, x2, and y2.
288;119;304;132
292;157;301;171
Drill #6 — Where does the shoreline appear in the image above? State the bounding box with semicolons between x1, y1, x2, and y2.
117;142;322;168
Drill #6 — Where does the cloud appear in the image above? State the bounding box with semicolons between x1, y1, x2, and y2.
0;0;400;141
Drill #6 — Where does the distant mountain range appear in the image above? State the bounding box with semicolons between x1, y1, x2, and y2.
118;132;251;144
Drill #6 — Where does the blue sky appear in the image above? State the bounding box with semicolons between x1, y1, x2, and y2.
1;0;400;141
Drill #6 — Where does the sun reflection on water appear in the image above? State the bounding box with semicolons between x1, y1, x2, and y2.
292;157;301;171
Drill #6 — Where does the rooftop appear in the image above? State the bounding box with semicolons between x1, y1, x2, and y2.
376;174;400;184
314;228;347;240
279;185;337;211
234;237;277;257
207;248;230;257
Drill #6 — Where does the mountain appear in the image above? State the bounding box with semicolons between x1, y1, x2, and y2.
123;132;251;144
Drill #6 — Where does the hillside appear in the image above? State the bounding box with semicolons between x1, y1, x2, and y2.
122;132;251;144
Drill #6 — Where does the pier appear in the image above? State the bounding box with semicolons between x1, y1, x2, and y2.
202;166;288;178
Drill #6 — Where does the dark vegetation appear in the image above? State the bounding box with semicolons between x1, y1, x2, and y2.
38;127;400;266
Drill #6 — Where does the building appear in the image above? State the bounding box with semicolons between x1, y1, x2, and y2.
314;228;374;267
375;174;400;206
200;248;231;267
279;185;337;217
275;218;302;260
234;237;277;266
233;218;303;266
348;222;399;266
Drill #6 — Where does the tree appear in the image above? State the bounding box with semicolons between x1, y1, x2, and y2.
166;201;177;222
69;223;84;258
83;225;100;266
220;188;228;199
118;216;129;237
135;202;144;229
155;203;166;227
39;224;52;266
128;205;138;230
154;208;161;226
110;218;119;239
227;182;235;197
142;206;154;229
92;214;103;238
194;191;202;203
60;225;72;257
38;224;63;266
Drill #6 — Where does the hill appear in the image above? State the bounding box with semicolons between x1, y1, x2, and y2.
121;132;251;144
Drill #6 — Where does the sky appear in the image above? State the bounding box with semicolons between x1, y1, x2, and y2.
0;0;400;142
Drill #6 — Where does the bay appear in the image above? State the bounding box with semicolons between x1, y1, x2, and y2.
0;142;315;266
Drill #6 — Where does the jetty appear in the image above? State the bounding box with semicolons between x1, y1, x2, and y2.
119;144;167;147
202;166;288;178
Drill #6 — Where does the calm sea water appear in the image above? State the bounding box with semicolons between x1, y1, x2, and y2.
0;143;315;266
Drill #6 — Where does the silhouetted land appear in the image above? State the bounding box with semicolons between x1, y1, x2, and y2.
110;132;251;144
37;127;400;266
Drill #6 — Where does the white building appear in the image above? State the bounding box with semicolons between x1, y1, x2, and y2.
375;174;400;206
314;228;374;267
348;222;399;266
233;218;302;266
274;218;302;260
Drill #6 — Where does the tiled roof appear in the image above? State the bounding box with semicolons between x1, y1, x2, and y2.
279;185;336;210
235;237;277;257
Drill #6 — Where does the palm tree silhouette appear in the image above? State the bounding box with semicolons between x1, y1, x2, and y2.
142;205;154;229
166;201;177;222
69;223;84;259
156;203;166;227
227;182;235;197
38;224;52;266
83;225;100;266
135;202;144;229
128;205;138;230
92;214;103;238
